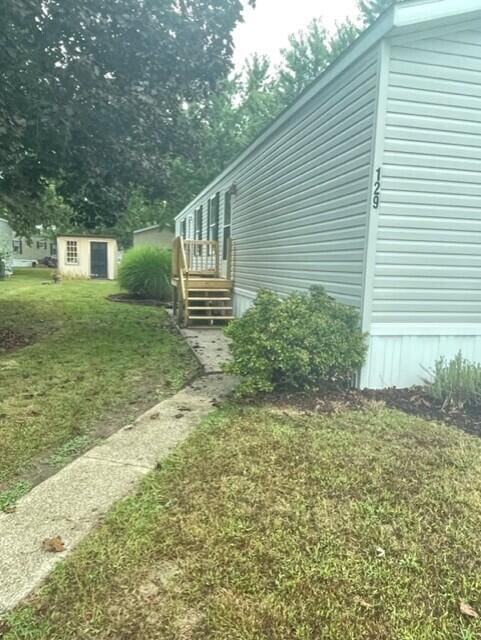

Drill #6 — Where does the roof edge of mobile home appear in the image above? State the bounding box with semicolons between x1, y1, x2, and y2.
175;0;481;221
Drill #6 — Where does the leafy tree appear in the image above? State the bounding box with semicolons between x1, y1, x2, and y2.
0;0;254;235
159;18;361;227
278;18;361;105
110;190;170;249
328;19;361;59
276;20;332;104
162;54;280;223
359;0;396;25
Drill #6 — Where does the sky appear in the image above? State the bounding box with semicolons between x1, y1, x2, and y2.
233;0;360;71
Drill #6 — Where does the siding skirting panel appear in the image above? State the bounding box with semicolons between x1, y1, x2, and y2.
232;288;256;317
360;332;481;388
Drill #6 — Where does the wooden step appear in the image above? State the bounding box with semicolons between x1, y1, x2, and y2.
188;315;235;321
186;279;233;290
188;306;233;311
188;283;232;293
189;296;231;301
189;308;233;314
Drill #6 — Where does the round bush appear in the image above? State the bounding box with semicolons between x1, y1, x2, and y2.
225;286;367;395
118;245;171;301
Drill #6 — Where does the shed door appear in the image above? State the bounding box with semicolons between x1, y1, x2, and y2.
90;242;108;279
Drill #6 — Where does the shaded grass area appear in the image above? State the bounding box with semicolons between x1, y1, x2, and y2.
0;268;198;491
4;402;481;639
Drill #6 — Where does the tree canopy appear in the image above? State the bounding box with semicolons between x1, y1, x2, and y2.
1;0;397;240
0;0;254;235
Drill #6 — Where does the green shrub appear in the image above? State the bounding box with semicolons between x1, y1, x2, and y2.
118;245;171;301
426;351;481;409
225;287;367;395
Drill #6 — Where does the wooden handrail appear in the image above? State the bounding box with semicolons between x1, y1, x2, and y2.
173;237;219;277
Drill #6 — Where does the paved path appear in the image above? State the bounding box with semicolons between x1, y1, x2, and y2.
180;328;231;374
0;327;234;613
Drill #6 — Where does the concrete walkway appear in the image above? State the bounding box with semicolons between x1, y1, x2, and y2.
0;328;234;613
180;328;231;374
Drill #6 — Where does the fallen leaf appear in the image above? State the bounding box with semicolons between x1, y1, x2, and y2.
354;596;374;609
3;505;16;514
460;601;479;618
42;536;66;553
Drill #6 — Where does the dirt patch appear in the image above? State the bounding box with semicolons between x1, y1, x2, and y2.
107;293;170;307
249;388;370;415
364;386;481;438
0;328;32;352
253;386;481;438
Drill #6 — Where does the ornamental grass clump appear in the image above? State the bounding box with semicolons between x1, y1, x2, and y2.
426;351;481;410
118;245;171;301
225;286;367;395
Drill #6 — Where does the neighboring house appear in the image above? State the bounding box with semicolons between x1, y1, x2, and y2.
57;235;118;280
12;234;57;266
175;0;481;389
133;225;174;249
0;218;13;275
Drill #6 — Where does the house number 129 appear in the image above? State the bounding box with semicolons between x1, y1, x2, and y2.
372;167;381;209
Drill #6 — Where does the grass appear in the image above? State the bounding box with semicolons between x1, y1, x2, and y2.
0;268;198;494
4;401;481;639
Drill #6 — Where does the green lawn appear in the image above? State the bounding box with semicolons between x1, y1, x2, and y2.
4;401;481;639
0;268;198;498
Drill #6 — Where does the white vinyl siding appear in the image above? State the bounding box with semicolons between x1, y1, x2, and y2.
372;27;481;324
177;49;379;308
232;53;378;308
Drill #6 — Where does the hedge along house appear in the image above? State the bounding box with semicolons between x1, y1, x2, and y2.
57;235;118;280
173;0;481;389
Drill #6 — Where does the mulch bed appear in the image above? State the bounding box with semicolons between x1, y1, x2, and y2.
0;328;31;353
107;293;170;307
256;386;481;438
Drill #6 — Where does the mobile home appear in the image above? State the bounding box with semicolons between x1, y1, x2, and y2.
12;234;57;266
0;218;13;275
174;0;481;389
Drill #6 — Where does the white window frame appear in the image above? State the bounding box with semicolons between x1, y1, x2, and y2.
65;240;79;265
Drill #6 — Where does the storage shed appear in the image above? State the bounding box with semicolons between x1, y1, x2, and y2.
57;235;118;280
174;0;481;389
133;225;174;249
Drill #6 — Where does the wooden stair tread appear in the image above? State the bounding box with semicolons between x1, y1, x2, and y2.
188;297;231;301
188;288;232;293
189;316;235;321
188;306;233;311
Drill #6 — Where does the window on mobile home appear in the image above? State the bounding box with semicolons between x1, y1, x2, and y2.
194;206;203;255
208;193;219;242
223;192;231;260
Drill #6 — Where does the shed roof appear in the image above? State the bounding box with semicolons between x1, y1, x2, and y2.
56;233;117;240
133;224;174;234
175;0;481;221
